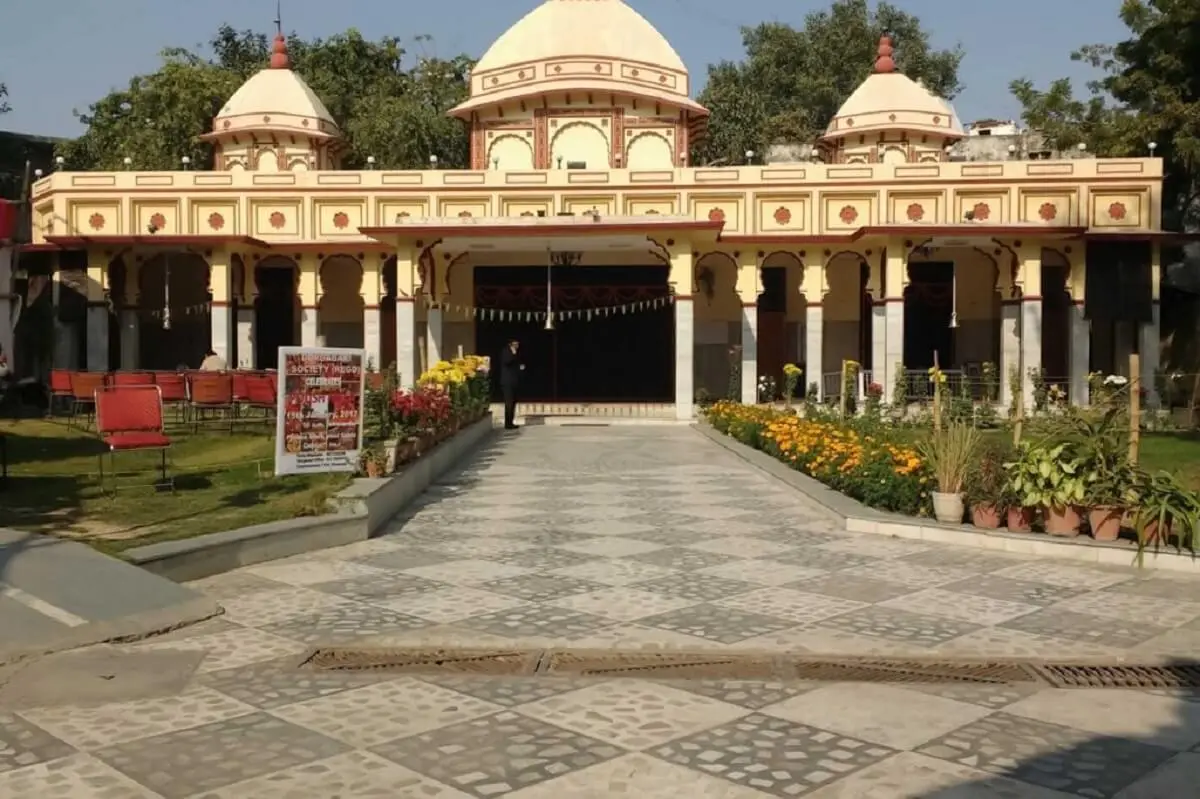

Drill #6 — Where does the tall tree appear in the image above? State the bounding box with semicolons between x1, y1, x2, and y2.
0;81;10;114
57;27;471;171
1010;0;1200;229
696;0;964;165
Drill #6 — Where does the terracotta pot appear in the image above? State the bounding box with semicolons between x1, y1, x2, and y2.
971;503;1003;529
1006;506;1035;532
1045;504;1082;537
1088;506;1123;542
365;460;383;478
1141;518;1173;545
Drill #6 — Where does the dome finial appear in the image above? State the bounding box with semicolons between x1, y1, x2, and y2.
270;1;289;69
874;34;895;74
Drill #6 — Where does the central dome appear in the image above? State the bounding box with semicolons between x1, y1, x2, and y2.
451;0;703;117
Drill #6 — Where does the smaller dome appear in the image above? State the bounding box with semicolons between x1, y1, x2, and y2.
210;34;340;139
821;36;963;141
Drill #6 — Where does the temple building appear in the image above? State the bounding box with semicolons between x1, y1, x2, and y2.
14;0;1171;419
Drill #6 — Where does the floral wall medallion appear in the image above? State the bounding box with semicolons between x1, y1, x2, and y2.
707;207;725;223
149;213;166;231
1108;202;1128;221
208;212;225;231
905;203;925;222
88;212;105;230
773;207;792;225
971;202;991;221
268;211;286;229
838;205;859;225
332;211;350;229
1038;202;1058;221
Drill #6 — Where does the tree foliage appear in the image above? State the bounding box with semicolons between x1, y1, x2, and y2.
1010;0;1200;229
56;26;472;172
696;0;964;165
0;81;9;114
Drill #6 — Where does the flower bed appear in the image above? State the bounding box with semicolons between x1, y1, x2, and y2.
361;355;491;476
704;401;931;516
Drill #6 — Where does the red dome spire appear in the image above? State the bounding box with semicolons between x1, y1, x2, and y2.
269;33;289;69
874;34;895;74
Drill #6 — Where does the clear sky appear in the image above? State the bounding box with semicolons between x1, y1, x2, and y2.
0;0;1128;138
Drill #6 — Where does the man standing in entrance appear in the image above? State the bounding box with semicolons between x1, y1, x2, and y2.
500;339;524;429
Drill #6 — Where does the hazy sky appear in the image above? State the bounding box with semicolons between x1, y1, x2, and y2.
0;0;1128;137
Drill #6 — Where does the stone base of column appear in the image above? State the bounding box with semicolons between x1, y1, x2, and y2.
740;304;758;404
998;302;1021;409
85;305;108;372
674;297;695;420
1020;299;1043;412
882;300;903;405
395;298;417;388
119;310;140;370
210;303;234;367
1139;302;1162;407
363;306;382;372
1068;302;1090;406
236;307;255;369
300;307;319;348
427;308;444;366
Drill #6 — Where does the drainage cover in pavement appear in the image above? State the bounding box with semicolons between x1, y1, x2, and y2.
301;648;540;675
1031;663;1200;689
783;658;1039;685
541;650;780;680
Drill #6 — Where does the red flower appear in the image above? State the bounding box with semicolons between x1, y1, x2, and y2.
389;386;452;433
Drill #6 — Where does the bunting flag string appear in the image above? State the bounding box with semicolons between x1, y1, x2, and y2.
136;302;211;320
423;294;676;323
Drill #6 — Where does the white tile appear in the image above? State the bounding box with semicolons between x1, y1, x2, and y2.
1006;689;1200;752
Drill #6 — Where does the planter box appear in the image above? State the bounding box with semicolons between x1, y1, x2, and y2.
126;413;495;582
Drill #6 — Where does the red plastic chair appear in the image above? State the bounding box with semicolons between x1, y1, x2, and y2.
49;369;73;415
152;372;189;423
243;373;277;423
67;372;106;427
109;371;154;387
187;372;235;432
94;385;173;492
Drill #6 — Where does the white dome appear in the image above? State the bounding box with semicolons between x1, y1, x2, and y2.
822;37;963;141
452;0;704;117
211;35;340;139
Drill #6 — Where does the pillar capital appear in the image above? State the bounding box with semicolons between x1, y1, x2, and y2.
735;251;761;304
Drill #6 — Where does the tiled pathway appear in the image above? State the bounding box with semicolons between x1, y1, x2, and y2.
3;425;1200;796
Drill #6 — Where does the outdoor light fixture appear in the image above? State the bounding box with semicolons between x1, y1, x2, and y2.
181;156;191;169
33;169;43;178
123;157;132;168
55;156;64;167
366;155;376;168
1007;144;1016;158
429;154;438;167
1078;142;1087;152
1149;142;1158;154
745;149;755;164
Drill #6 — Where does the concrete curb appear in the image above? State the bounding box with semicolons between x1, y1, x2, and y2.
693;421;1200;574
125;414;496;582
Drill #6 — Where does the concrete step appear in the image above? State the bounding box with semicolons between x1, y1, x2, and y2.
0;528;221;665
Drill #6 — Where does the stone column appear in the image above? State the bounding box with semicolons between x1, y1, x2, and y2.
360;258;382;370
804;303;823;401
298;253;319;348
236;263;255;368
881;246;906;405
998;301;1021;409
51;265;73;368
209;249;235;366
1139;243;1162;407
735;256;760;404
427;306;444;366
670;247;695;420
85;251;109;371
1017;246;1043;411
394;246;418;388
866;255;886;395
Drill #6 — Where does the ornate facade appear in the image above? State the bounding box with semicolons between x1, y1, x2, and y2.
20;0;1168;418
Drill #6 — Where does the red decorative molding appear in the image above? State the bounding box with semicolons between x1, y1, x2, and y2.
332;211;350;229
839;205;859;225
269;211;286;229
149;213;166;231
906;203;925;222
88;213;105;231
208;212;225;231
971;202;991;221
1108;201;1128;221
707;208;725;223
611;108;625;166
1038;202;1058;222
533;109;549;169
773;207;792;225
471;121;486;170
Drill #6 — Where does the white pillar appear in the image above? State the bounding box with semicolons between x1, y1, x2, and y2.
236;305;254;368
805;303;823;401
210;303;234;367
363;305;382;372
740;303;757;404
1140;301;1161;407
395;297;417;388
1068;302;1090;406
998;302;1021;409
300;306;318;348
427;306;444;366
870;300;886;395
119;310;139;370
85;305;108;371
1020;298;1043;411
674;296;694;419
883;300;904;404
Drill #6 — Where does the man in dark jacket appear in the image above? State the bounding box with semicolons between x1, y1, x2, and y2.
500;339;524;429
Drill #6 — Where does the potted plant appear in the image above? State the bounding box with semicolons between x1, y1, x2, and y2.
918;422;980;524
1004;442;1088;536
1084;462;1138;542
360;445;387;478
964;438;1010;529
1132;470;1199;566
1057;404;1135;542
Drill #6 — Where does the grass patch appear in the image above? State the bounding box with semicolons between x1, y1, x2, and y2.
0;417;352;552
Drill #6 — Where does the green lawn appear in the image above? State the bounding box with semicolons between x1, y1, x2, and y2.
0;417;352;553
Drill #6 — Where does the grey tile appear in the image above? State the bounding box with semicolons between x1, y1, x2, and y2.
625;547;741;571
309;572;448;603
1102;575;1200;602
663;680;821;710
93;712;349;799
773;548;878;571
494;530;603;547
636;603;797;645
917;711;1174;797
999;608;1168;649
813;606;981;648
0;712;75;774
900;549;1032;572
350;547;460;572
479;574;606;602
628;573;760;603
939;575;1090;606
902;681;1044;711
196;657;391;710
371;709;622;797
260;604;432;645
186;571;286;600
785;573;917;603
413;675;588;707
653;713;895;797
456;606;615;639
488;547;601;571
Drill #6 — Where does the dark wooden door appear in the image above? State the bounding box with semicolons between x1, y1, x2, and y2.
757;310;787;390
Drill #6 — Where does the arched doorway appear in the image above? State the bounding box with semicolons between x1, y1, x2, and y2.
824;252;867;397
759;252;802;394
904;260;955;371
318;255;365;349
1041;250;1071;389
137;251;211;369
254;256;298;369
